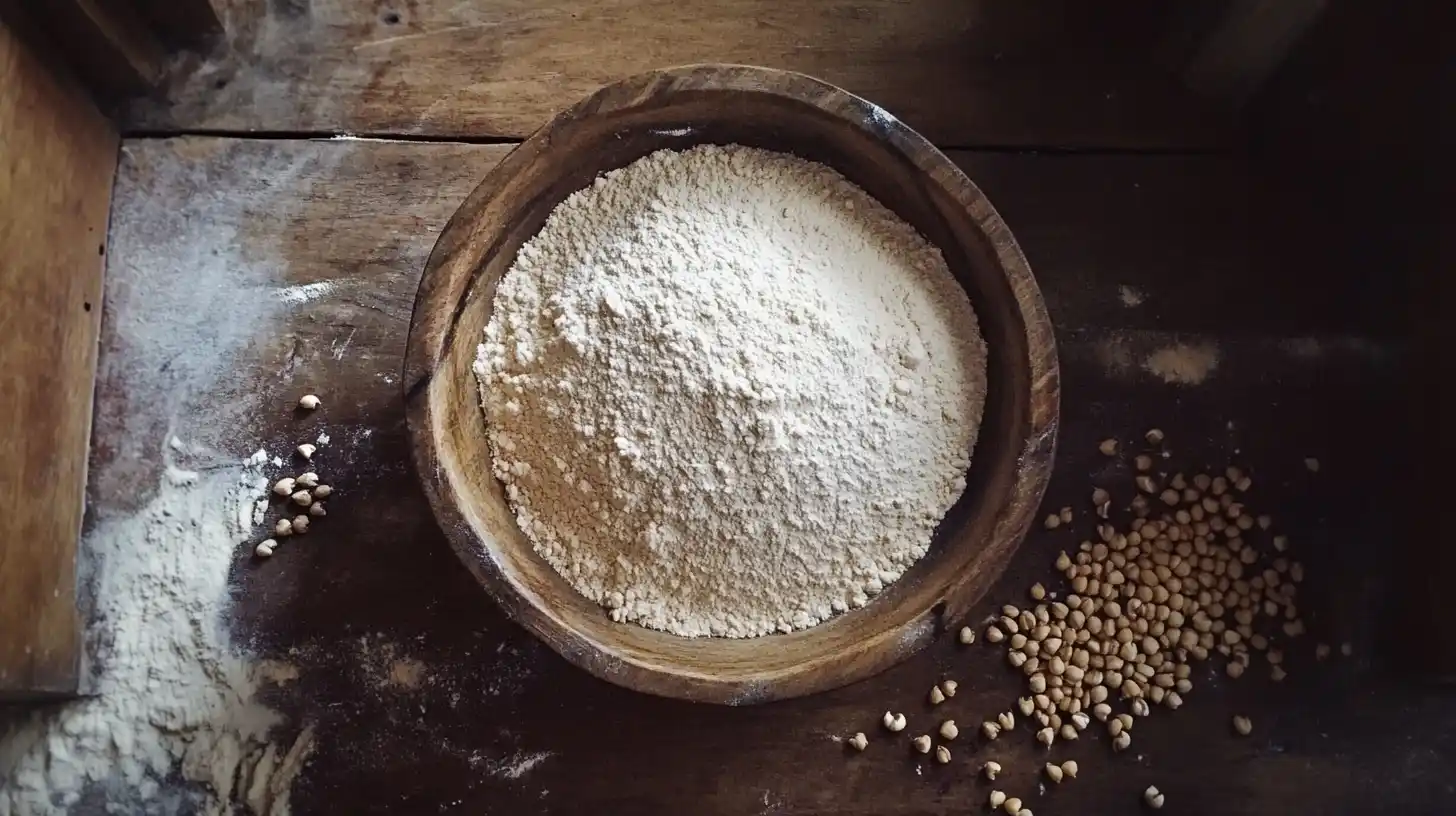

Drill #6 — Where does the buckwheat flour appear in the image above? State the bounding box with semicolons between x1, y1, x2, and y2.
0;446;311;816
474;145;986;638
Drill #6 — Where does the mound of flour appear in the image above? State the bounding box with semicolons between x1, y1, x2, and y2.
473;144;986;638
1;447;310;815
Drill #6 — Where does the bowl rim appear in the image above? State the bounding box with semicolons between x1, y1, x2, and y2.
403;63;1059;703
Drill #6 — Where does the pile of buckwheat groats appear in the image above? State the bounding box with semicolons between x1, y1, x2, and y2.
253;393;336;558
843;429;1344;815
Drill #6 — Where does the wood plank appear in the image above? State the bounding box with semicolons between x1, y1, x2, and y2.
954;152;1399;337
1250;3;1450;674
123;0;1232;149
97;137;1425;813
0;18;117;699
1180;0;1326;105
129;0;220;48
3;0;170;98
1250;1;1450;203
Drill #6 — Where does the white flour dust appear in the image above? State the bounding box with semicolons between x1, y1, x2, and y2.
484;751;552;780
0;446;311;815
1144;342;1220;385
474;145;986;638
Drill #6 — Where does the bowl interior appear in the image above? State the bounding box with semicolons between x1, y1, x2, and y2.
408;67;1056;703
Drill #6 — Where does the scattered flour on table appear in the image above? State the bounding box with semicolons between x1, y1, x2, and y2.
474;144;987;638
273;281;338;305
257;660;302;688
1280;337;1324;359
483;751;552;781
354;637;432;692
1144;342;1220;385
0;445;312;816
386;659;427;689
1093;332;1136;377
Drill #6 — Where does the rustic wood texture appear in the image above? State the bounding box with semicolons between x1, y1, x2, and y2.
93;135;1436;814
124;0;1232;149
129;0;221;48
1180;0;1326;104
1250;1;1448;674
0;18;116;699
7;0;170;98
1251;0;1449;203
405;65;1059;703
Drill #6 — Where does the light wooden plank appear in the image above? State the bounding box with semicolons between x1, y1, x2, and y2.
125;0;1230;148
0;18;117;699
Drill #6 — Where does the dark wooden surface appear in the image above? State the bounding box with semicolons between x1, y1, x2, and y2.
7;0;170;97
92;135;1441;814
128;0;221;48
1249;0;1450;676
122;0;1234;149
0;16;116;699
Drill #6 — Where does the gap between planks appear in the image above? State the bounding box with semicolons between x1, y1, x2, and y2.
119;127;1229;156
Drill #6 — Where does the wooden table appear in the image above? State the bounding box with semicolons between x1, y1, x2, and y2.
93;2;1444;813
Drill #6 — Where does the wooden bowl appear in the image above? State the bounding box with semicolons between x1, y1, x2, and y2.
404;64;1058;704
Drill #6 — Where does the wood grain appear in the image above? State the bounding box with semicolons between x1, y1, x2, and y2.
1181;0;1326;104
97;136;1425;813
128;0;220;48
404;65;1058;703
0;18;116;699
1249;1;1451;676
124;0;1231;149
5;0;170;98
